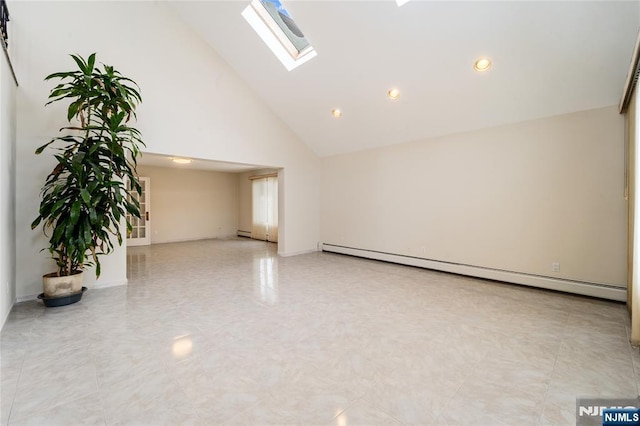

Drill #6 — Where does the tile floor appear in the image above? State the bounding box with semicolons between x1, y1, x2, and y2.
1;237;638;425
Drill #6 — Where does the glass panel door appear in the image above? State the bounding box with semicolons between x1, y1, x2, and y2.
127;177;151;246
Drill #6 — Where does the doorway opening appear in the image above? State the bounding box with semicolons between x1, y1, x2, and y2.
125;153;282;260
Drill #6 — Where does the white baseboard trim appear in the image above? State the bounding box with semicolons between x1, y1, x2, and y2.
1;297;16;331
17;294;39;303
237;230;252;238
152;235;239;245
321;243;627;302
93;278;127;290
278;248;319;257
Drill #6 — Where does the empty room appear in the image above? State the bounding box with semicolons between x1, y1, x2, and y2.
2;0;640;425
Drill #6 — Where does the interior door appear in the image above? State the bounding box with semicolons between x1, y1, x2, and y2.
127;177;151;246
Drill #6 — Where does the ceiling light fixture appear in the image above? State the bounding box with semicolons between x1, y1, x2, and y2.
473;57;492;72
172;158;192;164
331;109;342;118
387;88;400;100
396;0;411;6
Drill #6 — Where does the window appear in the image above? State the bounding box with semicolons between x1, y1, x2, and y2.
252;175;278;242
242;0;317;71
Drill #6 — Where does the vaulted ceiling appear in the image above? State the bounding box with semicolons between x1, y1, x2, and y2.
169;1;639;158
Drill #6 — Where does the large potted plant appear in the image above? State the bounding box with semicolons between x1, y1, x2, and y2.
31;53;144;306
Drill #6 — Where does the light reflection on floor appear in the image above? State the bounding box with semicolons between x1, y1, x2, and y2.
255;256;278;305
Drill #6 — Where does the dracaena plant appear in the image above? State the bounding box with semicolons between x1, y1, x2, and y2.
31;53;144;278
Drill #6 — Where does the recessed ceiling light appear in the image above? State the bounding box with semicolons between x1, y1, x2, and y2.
387;88;400;100
172;158;192;164
331;109;342;118
474;57;492;72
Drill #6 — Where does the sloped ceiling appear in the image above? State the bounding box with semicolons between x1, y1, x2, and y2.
169;0;640;157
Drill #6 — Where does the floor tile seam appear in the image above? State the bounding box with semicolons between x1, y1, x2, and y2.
190;316;226;338
2;380;17;425
537;316;568;426
554;320;640;370
552;304;572;348
300;342;381;379
562;316;631;331
81;346;112;426
86;349;108;426
3;341;27;425
537;401;575;426
349;379;407;425
564;305;628;323
327;392;403;425
158;349;204;393
434;395;516;426
344;373;384;404
496;373;554;404
39;354;107;425
327;394;362;424
260;371;381;419
428;352;486;425
161;354;226;424
96;382;108;426
197;374;282;420
8;390;103;424
530;379;554;426
624;337;640;396
22;342;93;364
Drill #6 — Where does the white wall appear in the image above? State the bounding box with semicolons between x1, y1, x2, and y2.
0;47;17;328
137;166;239;244
10;1;321;299
321;106;626;287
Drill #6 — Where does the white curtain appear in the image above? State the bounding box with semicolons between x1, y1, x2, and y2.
252;176;278;242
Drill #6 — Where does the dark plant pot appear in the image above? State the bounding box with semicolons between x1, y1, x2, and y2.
38;287;87;307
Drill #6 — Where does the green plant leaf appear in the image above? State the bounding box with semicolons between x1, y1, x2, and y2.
69;199;81;226
87;53;96;73
80;189;91;204
31;216;42;229
70;54;88;75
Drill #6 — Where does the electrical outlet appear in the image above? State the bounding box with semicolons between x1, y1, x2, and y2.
552;262;560;272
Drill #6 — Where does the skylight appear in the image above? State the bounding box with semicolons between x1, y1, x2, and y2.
242;0;317;71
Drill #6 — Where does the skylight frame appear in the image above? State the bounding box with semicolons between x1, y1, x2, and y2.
242;0;317;71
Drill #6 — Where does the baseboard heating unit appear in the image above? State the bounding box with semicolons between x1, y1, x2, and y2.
320;243;626;302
